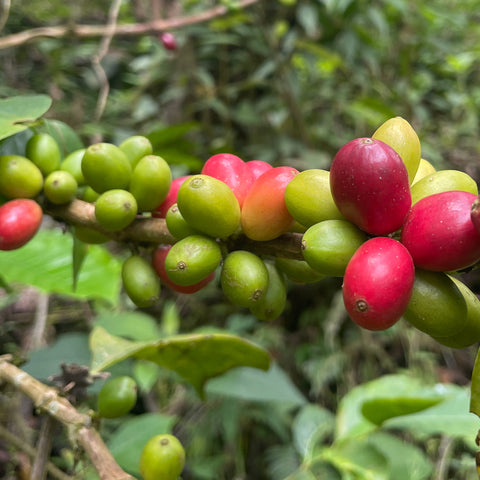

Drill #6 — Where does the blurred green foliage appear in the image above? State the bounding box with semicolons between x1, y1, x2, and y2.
2;1;480;479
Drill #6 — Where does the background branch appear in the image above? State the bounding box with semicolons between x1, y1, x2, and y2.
0;0;262;50
0;357;135;480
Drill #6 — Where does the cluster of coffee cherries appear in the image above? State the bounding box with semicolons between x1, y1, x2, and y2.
2;117;480;346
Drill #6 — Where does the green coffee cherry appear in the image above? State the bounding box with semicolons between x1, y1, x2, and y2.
97;376;137;418
44;170;78;204
220;251;269;308
61;148;86;185
94;189;138;231
164;234;222;286
275;257;325;284
74;225;110;244
25;133;62;175
122;255;161;308
129;155;172;212
166;203;201;240
119;135;153;169
0;155;43;199
81;143;132;193
139;434;186;480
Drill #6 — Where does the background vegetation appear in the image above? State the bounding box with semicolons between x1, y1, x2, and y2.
1;1;480;479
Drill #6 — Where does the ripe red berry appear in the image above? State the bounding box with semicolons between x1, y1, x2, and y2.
342;237;415;331
0;199;43;250
330;137;411;235
160;32;177;51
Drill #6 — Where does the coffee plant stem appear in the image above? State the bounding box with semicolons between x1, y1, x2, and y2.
0;357;134;480
0;0;262;50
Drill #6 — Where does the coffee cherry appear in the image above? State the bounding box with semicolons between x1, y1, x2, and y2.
0;199;43;250
343;237;415;331
60;148;87;185
119;135;153;169
249;261;287;321
220;250;269;308
165;203;201;240
330;137;411;235
285;169;344;228
81;143;132;193
43;170;78;204
25;133;61;176
201;153;254;207
404;269;468;339
81;186;100;203
275;257;325;284
164;235;222;286
177;174;241;239
94;189;138;231
122;255;161;308
0;155;43;199
153;175;190;218
410;169;477;205
152;244;215;294
301;219;367;277
372;116;421;183
129;155;172;212
139;434;185;480
160;32;178;51
241;166;299;241
401;190;480;272
245;160;273;181
411;158;436;185
97;376;137;418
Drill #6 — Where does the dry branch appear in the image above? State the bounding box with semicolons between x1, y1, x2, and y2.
0;0;262;50
0;357;135;480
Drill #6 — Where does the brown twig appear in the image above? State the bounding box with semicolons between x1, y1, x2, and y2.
45;198;305;259
0;357;135;480
0;0;262;50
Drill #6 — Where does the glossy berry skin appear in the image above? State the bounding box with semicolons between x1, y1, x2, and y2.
97;376;137;418
241;166;299;241
201;153;254;208
342;237;415;331
330;137;411;235
153;175;190;218
401;190;480;272
245;160;273;181
139;434;185;480
152;244;215;294
0;199;43;250
160;32;177;51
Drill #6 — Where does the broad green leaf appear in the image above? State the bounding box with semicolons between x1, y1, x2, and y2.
107;413;177;476
335;374;448;440
367;432;432;480
22;332;91;380
206;363;306;405
292;404;335;460
94;311;161;342
0;95;52;141
72;235;88;292
320;436;389;480
132;359;161;393
89;326;271;397
361;396;442;426
385;386;480;450
0;229;122;304
147;122;199;148
42;118;84;155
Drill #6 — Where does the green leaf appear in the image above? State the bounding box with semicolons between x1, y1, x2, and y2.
361;396;442;426
0;95;52;141
385;385;480;451
22;332;91;380
107;413;177;476
206;363;306;405
42;118;84;155
367;432;432;480
147;122;199;148
89;326;271;397
335;374;446;440
0;229;122;304
94;311;161;342
292;404;335;460
72;236;88;292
